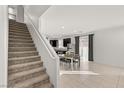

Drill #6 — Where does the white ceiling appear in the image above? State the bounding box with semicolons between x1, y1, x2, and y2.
24;5;50;17
24;5;50;29
40;5;124;38
8;5;18;8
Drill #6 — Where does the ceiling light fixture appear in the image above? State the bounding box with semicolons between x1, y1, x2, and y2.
61;26;65;29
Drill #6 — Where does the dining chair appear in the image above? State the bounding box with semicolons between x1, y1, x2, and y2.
73;54;80;67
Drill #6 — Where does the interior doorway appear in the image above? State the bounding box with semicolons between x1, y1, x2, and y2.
79;36;89;62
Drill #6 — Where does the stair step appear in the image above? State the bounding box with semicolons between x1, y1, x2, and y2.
9;56;41;65
9;47;36;52
9;20;25;23
9;29;29;33
9;19;16;22
9;36;32;39
9;36;32;40
9;73;49;88
9;23;27;27
37;81;53;88
10;30;29;34
8;67;46;87
9;43;35;47
9;39;33;43
9;23;26;26
9;22;26;25
9;38;32;41
9;38;32;40
9;42;34;45
9;61;43;74
9;51;38;58
8;20;52;88
9;27;27;30
9;30;30;34
9;34;31;38
9;29;28;33
11;74;49;88
9;27;28;30
10;29;29;33
31;79;52;88
9;39;33;44
9;25;27;28
9;35;32;40
9;67;45;80
9;32;31;37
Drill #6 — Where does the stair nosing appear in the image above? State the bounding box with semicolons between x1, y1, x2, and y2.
39;82;53;88
9;35;31;38
9;31;28;33
9;61;42;69
9;31;29;33
9;37;31;39
8;55;40;61
9;39;33;41
10;28;27;29
9;42;34;44
9;32;30;35
9;51;37;54
13;73;49;87
9;47;35;48
9;35;31;37
9;25;27;27
10;30;29;32
9;67;46;81
9;34;31;37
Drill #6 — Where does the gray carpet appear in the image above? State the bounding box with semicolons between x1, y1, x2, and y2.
8;19;53;88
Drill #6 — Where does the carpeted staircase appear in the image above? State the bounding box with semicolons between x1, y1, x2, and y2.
8;19;53;88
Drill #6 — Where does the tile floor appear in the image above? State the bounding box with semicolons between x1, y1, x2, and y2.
60;61;124;88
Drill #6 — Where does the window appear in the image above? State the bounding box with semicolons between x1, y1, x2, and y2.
63;38;71;47
50;40;58;47
8;7;16;20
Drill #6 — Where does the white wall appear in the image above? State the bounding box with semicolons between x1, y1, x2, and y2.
9;5;24;22
94;26;124;67
24;5;50;30
24;8;60;87
0;5;8;87
58;39;63;48
71;37;75;52
40;6;124;38
16;5;24;23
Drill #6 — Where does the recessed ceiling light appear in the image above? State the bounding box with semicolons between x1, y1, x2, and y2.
61;26;65;29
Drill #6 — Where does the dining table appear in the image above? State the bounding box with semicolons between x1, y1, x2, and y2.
65;56;74;70
59;55;74;70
